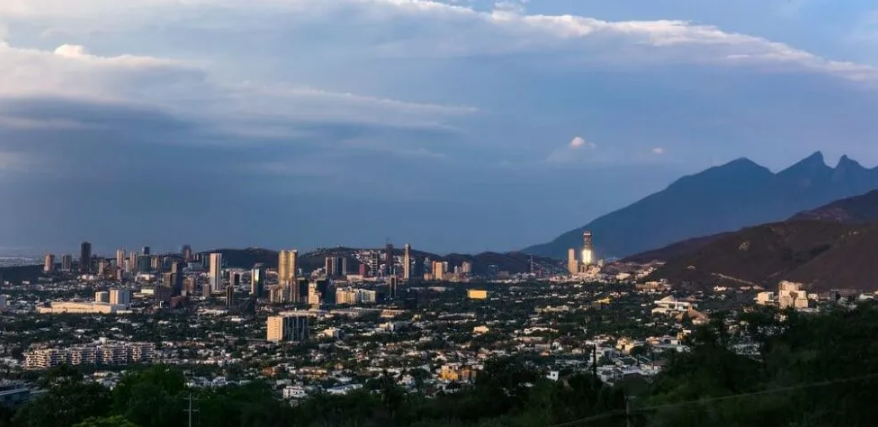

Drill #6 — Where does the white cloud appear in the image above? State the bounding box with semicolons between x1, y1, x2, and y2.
2;0;876;83
652;147;665;155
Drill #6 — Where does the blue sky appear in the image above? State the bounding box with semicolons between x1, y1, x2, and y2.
0;0;877;255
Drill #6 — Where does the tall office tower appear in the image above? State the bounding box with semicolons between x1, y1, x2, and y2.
229;272;240;287
295;279;310;304
370;253;380;277
115;250;125;270
43;254;55;273
278;250;298;286
79;242;92;273
324;257;334;278
266;315;309;342
128;253;138;273
142;246;150;256
225;286;234;308
385;243;394;276
251;263;265;297
181;245;193;262
61;255;73;272
170;261;184;295
136;255;151;273
109;289;131;307
341;257;348;276
461;261;473;275
403;244;411;280
209;253;223;293
432;261;445;281
389;276;399;300
414;257;425;279
98;260;109;276
567;248;578;275
150;256;161;271
582;231;594;266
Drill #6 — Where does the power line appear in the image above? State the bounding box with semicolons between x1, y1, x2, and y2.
544;372;878;427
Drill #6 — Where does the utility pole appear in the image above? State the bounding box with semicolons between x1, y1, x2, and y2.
184;393;198;427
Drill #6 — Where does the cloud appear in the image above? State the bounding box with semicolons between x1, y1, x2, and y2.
0;0;877;253
652;147;665;155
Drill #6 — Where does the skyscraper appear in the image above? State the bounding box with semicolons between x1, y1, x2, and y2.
325;257;334;278
115;250;125;270
225;286;235;308
181;244;193;262
385;243;394;276
209;253;223;293
403;244;411;281
79;242;92;273
251;263;266;297
43;254;55;273
581;231;594;266
567;248;578;275
61;255;73;272
128;252;138;273
278;250;298;286
170;261;184;295
142;246;151;256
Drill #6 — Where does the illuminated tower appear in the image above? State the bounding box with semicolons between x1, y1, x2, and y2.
278;250;298;285
209;253;223;293
581;231;594;266
403;244;411;281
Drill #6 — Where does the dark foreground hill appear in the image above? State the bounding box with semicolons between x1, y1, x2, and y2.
648;220;878;292
525;152;878;260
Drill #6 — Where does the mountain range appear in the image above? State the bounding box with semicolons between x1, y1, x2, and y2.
635;189;878;292
524;152;878;260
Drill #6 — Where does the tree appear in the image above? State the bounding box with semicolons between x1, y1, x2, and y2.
72;416;139;427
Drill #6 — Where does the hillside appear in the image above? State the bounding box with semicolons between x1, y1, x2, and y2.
524;152;878;260
789;189;878;223
647;220;878;292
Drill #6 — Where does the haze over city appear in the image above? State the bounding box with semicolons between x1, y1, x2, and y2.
2;0;878;254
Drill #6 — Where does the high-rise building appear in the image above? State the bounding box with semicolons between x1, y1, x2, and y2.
170;261;184;295
432;261;445;281
567;248;578;275
229;272;240;288
98;260;109;277
251;263;265;297
461;261;473;275
181;245;193;262
79;242;92;273
266;315;309;342
389;276;399;300
61;255;73;272
325;257;334;278
278;250;298;286
581;231;594;266
341;257;348;276
95;291;109;303
142;246;150;256
128;253;138;273
225;286;234;308
109;289;131;307
385;243;394;276
43;254;55;273
209;253;223;293
136;255;151;273
403;244;411;281
115;250;125;270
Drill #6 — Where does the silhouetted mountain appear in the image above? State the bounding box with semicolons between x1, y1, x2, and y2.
790;189;878;223
524;152;878;260
201;247;554;275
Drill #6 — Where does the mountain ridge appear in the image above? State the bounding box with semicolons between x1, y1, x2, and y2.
524;151;878;260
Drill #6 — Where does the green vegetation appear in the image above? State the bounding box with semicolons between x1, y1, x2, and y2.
6;303;878;427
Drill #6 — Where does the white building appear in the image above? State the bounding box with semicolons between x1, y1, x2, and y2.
209;253;224;293
651;295;693;315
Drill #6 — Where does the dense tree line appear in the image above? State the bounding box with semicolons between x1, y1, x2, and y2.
5;303;878;426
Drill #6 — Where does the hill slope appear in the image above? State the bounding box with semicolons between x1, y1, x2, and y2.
525;152;878;260
648;220;878;292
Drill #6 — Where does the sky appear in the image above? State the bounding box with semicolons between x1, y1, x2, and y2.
1;0;878;256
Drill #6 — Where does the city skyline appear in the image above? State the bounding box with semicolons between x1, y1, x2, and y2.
1;1;878;253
